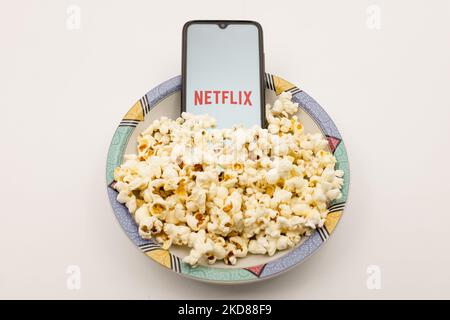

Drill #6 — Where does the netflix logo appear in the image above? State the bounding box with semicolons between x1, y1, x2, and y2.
194;90;252;106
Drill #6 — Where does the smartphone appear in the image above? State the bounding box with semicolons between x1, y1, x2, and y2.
182;20;265;128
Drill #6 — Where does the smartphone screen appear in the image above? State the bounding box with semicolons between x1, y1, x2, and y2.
182;21;265;128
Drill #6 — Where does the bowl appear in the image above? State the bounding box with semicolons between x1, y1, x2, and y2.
106;73;349;283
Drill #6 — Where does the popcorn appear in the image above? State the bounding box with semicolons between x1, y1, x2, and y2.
186;212;209;231
164;223;190;246
272;189;292;205
113;92;344;266
265;168;279;184
248;239;267;255
229;236;248;258
139;215;163;239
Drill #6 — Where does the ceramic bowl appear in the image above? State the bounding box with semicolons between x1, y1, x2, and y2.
106;73;349;283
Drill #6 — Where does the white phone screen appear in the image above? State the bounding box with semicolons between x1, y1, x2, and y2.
184;22;263;129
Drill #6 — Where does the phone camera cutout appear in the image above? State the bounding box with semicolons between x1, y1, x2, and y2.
218;23;228;29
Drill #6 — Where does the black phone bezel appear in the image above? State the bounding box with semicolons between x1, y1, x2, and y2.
181;20;266;128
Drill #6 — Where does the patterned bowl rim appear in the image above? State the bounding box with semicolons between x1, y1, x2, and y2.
106;73;350;283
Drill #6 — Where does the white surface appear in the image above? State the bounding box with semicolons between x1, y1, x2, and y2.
1;0;449;299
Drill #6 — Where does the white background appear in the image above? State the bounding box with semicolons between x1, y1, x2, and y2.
1;0;450;299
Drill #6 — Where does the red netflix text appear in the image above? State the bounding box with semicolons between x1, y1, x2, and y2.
194;90;253;106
